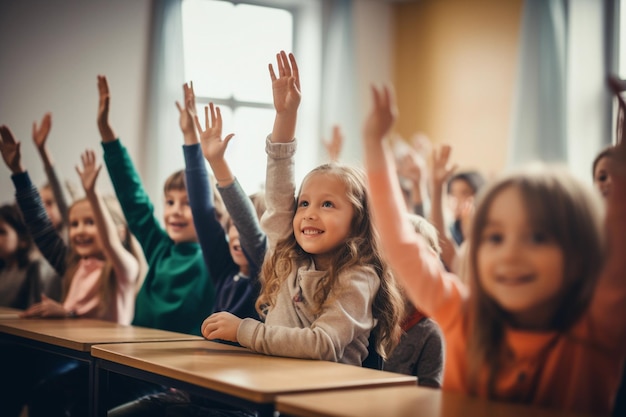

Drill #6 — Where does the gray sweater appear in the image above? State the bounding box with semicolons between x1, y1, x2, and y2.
237;137;378;366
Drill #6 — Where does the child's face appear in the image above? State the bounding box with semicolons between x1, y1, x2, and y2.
476;186;564;328
448;179;475;219
69;200;102;258
0;219;20;262
163;189;197;244
293;173;354;270
593;156;612;199
228;224;249;274
40;187;62;229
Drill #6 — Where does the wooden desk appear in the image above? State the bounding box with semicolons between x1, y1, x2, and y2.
92;340;417;417
0;306;22;319
275;385;593;417
0;318;201;416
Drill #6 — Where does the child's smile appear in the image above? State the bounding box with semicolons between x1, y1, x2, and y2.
477;185;565;329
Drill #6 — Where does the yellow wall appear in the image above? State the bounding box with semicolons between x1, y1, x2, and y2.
394;0;523;178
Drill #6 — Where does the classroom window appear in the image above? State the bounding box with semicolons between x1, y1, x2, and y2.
181;0;294;194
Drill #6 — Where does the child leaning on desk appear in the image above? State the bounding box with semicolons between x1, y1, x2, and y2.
362;83;626;416
202;50;404;366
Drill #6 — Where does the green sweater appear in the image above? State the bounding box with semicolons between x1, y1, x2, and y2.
102;139;215;335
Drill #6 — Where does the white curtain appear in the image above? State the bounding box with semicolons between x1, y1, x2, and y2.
509;0;610;182
144;0;185;221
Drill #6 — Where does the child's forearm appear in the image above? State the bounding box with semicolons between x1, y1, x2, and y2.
271;111;297;144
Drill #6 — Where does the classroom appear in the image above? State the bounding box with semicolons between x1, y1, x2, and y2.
0;0;624;416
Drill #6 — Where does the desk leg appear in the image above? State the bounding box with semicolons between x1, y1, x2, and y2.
94;359;108;417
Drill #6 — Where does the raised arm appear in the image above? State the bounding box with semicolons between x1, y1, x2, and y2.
362;85;466;322
196;101;235;187
32;112;70;227
0;125;67;274
76;149;138;287
261;51;302;247
322;125;344;162
196;98;267;274
429;145;459;271
97;75;117;143
269;50;301;144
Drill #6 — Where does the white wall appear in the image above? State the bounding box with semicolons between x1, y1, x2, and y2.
0;0;151;205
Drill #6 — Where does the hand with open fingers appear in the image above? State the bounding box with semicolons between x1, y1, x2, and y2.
363;85;398;146
269;50;301;115
0;125;24;174
76;149;102;194
97;75;116;142
322;125;344;162
195;102;235;165
176;81;199;143
32;113;52;150
201;311;242;343
20;294;68;318
431;145;458;188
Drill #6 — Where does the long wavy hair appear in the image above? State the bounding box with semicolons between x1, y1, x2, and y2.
465;165;605;397
257;163;404;359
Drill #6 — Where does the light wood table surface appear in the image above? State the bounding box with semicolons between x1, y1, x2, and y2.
0;306;22;319
275;385;594;417
92;340;417;417
0;318;201;351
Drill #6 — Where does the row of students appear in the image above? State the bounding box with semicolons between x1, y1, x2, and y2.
1;48;624;417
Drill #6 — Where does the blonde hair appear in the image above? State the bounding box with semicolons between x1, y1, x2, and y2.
257;163;404;359
406;213;441;256
465;164;605;396
63;197;143;317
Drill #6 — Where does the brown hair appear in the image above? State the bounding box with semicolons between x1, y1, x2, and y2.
465;164;605;396
591;145;615;178
0;204;34;269
257;163;404;359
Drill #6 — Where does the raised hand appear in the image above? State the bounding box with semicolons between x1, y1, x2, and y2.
32;113;52;151
0;125;24;174
322;125;344;162
97;75;116;142
195;102;235;164
176;81;199;144
431;145;457;188
201;311;242;343
363;85;397;146
269;51;301;115
75;149;102;194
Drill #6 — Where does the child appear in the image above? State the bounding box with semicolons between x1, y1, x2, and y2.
201;51;403;366
0;203;59;309
593;145;616;199
97;74;216;335
362;84;626;415
107;83;271;417
179;82;267;320
383;213;444;388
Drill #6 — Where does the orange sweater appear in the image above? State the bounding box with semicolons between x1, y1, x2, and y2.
367;164;626;415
